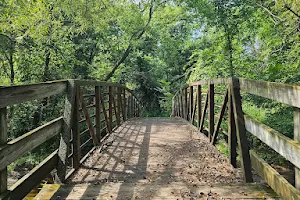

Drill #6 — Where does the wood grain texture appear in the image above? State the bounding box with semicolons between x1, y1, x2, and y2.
228;89;237;168
0;151;58;200
0;117;63;171
57;80;76;182
245;114;300;170
0;80;67;108
208;84;214;141
231;79;253;183
250;150;300;200
239;78;300;108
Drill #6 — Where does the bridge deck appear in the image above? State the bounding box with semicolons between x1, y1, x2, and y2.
37;118;278;199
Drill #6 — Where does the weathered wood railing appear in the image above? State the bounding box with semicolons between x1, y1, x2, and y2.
0;79;141;200
172;77;300;200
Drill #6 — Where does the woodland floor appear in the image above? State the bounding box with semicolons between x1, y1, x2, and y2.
38;118;279;199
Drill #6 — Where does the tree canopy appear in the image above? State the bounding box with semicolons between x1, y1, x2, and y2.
1;0;299;115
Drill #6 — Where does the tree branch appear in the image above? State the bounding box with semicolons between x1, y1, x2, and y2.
284;4;300;19
104;0;155;81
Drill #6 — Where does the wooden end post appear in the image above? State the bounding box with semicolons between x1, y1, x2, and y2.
294;108;300;189
208;84;214;141
72;87;81;169
0;107;7;194
57;80;76;183
231;78;253;182
228;87;237;168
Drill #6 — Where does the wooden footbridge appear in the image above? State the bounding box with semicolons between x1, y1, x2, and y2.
0;78;300;199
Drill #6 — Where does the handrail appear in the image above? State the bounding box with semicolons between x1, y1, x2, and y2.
0;79;142;200
172;77;300;200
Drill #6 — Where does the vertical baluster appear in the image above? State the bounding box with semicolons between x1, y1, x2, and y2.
189;86;193;123
95;86;101;141
184;88;188;120
108;86;113;132
197;85;201;129
123;88;127;121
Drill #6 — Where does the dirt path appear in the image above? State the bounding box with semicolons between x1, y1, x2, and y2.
45;118;278;199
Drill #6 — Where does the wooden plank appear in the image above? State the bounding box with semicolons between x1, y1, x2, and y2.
95;86;101;141
0;117;63;171
211;89;228;145
197;85;201;128
189;86;193;122
76;80;125;88
78;90;99;146
231;78;253;182
228;88;237;168
295;108;300;189
0;80;67;108
239;78;300;108
245;114;300;170
208;84;214;141
0;151;58;200
250;150;300;200
0;108;7;194
72;88;80;169
57;80;76;182
199;93;208;132
188;78;231;87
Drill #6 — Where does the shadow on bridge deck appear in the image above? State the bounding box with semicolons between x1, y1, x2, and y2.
36;118;279;199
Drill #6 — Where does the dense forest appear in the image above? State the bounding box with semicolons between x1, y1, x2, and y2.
0;0;299;184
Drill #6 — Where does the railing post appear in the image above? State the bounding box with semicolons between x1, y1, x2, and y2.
57;80;76;183
189;86;193;123
118;88;124;122
294;108;300;189
208;84;214;141
108;86;113;131
116;87;121;125
228;87;237;168
123;88;126;121
0;107;7;194
72;86;81;169
197;85;201;128
95;86;101;141
231;78;253;183
184;88;188;120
